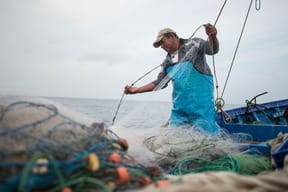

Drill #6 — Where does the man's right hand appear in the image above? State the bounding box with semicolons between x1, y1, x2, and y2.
124;85;137;94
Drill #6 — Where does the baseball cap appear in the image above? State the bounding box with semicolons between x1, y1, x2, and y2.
153;28;177;48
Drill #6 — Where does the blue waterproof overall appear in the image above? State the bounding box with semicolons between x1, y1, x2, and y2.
166;61;218;134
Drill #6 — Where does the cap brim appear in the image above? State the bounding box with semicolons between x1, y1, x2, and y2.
153;41;161;48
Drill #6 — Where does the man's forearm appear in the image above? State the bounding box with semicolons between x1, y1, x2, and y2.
137;82;156;93
208;36;219;53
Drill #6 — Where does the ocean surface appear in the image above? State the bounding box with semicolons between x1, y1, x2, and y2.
47;97;173;129
46;96;240;129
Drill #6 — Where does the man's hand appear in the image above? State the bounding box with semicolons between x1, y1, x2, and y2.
204;23;217;37
124;85;138;94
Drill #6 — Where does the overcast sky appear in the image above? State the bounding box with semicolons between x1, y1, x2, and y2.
0;0;287;104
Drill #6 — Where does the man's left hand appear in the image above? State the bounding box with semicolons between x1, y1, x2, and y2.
204;23;217;37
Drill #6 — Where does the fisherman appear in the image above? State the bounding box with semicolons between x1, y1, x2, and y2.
124;23;219;134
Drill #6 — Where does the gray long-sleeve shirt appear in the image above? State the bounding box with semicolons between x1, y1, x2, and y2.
152;37;218;89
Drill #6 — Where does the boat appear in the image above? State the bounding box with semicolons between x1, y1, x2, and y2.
217;92;288;141
216;92;288;165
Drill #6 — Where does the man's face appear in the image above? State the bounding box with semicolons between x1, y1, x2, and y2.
160;34;178;53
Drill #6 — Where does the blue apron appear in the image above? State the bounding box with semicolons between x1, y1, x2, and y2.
166;61;218;134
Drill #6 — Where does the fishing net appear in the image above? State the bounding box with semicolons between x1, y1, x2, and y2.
143;125;272;175
0;97;161;192
138;129;287;192
0;96;281;192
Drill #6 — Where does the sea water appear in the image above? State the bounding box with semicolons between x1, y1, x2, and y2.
47;97;239;128
48;97;172;129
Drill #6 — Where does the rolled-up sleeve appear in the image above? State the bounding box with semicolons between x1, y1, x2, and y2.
152;64;169;89
204;38;219;55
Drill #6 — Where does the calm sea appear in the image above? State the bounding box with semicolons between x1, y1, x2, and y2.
46;97;239;130
47;97;172;129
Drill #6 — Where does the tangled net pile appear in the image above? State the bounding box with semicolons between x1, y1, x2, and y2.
0;100;161;192
143;126;272;175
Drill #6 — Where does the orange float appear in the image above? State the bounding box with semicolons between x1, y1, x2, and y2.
155;180;170;188
108;152;121;164
116;167;130;185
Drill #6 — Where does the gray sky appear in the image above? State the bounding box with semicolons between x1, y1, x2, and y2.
0;0;287;104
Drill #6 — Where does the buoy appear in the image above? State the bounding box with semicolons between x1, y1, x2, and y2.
85;153;100;171
155;180;170;188
117;138;129;151
112;143;122;150
116;167;130;185
108;152;121;164
146;166;161;177
106;181;116;190
138;177;152;186
33;158;48;174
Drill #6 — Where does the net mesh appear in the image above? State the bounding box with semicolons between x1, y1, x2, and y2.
0;99;161;191
142;126;271;175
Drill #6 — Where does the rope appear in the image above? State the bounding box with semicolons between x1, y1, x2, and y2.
220;0;261;99
212;0;261;119
170;155;240;175
213;0;228;26
111;64;161;125
18;152;65;192
170;154;271;176
205;0;228;100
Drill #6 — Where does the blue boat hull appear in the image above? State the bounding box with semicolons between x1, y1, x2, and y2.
217;99;288;141
216;98;288;156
